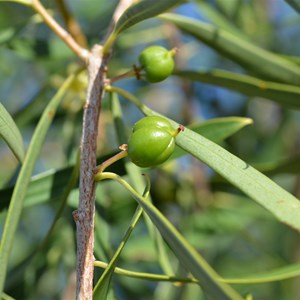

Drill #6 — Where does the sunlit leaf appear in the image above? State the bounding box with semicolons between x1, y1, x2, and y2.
104;0;183;52
97;172;244;300
174;126;300;232
114;0;183;35
172;116;252;159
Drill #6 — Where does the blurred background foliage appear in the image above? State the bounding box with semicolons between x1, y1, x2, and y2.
1;0;300;299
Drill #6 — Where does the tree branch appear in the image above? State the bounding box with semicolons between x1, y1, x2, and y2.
74;1;136;299
31;0;89;62
55;0;88;48
74;45;107;300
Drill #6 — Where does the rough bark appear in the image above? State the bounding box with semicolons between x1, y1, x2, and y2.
75;45;107;300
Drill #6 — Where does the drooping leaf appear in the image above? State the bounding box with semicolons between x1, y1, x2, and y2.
97;173;244;300
0;103;25;163
0;73;77;294
174;126;300;232
109;86;300;232
160;13;300;85
175;69;300;109
93;174;150;299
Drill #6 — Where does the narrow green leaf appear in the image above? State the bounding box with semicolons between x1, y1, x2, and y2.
107;86;300;232
189;117;252;143
97;173;243;300
172;116;252;159
0;152;125;212
0;103;25;163
109;92;175;275
0;73;77;294
174;127;300;232
160;13;300;85
175;69;300;109
93;180;150;299
115;0;183;35
103;0;183;52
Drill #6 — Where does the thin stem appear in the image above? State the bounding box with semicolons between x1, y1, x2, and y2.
93;175;150;294
105;85;153;115
109;68;138;84
94;260;199;285
31;0;89;62
55;0;88;48
94;146;128;174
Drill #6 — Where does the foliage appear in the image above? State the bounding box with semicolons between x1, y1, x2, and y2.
1;0;300;299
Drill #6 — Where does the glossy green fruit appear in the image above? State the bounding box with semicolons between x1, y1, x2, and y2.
139;46;175;83
128;116;176;168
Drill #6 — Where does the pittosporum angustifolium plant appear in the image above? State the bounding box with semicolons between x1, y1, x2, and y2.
1;1;300;300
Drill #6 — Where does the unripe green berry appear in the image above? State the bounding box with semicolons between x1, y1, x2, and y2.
138;46;175;83
128;116;177;168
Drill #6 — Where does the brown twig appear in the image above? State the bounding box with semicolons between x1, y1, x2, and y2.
55;0;88;48
75;44;107;300
31;0;89;62
74;1;136;299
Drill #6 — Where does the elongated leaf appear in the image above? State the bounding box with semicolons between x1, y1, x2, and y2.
172;116;252;159
189;116;252;143
0;103;25;163
174;127;300;232
175;69;300;109
0;116;250;211
109;87;300;232
93;173;150;299
103;0;183;52
110;92;174;275
0;73;77;294
160;13;300;85
0;151;125;212
114;0;183;35
97;173;243;300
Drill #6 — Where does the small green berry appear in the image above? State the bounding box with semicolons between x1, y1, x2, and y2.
138;46;175;83
128;116;178;168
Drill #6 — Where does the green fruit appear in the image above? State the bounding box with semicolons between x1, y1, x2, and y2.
128;116;177;168
139;46;175;83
